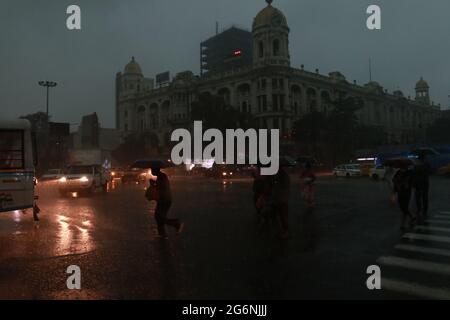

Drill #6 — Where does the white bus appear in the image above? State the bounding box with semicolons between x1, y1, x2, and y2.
0;119;37;213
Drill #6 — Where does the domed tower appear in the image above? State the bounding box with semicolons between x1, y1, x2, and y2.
252;0;290;68
115;57;144;130
415;77;430;105
121;56;144;95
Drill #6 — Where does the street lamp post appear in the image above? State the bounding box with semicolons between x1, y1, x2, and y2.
38;81;57;119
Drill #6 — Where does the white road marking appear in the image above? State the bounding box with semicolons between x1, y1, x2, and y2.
378;256;450;276
415;225;450;233
382;278;450;300
433;215;450;220
426;219;450;226
395;244;450;258
403;233;450;244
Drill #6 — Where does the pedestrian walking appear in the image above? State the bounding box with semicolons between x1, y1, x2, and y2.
412;152;431;224
145;167;184;239
269;166;291;239
393;164;415;231
300;162;316;207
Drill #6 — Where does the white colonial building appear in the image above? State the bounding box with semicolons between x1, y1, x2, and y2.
115;0;441;149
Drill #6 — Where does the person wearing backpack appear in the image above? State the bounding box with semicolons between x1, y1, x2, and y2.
145;167;184;239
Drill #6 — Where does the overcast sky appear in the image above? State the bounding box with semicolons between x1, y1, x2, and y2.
1;0;449;129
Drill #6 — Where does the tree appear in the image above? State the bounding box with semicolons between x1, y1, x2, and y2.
111;132;160;166
327;96;362;165
427;117;450;144
292;111;327;158
191;93;255;131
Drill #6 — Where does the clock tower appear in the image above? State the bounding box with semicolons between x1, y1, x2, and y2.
252;0;290;68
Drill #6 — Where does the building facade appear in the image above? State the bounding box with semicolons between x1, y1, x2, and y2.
115;0;441;150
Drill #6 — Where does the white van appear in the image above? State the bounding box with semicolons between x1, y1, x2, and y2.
0;120;37;213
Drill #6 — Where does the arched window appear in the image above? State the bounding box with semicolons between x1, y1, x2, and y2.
273;39;280;56
258;41;264;58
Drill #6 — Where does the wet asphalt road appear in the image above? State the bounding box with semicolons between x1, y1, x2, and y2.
0;175;449;299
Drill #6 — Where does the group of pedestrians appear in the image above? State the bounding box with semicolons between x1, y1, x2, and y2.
252;162;316;239
392;153;431;231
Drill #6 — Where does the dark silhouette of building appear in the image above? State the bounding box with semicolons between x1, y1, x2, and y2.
200;26;253;75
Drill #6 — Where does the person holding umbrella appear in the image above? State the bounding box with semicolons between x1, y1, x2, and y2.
139;160;184;239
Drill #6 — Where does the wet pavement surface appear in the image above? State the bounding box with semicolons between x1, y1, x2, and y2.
0;176;449;299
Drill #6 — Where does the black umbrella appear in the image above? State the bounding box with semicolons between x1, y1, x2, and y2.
131;159;175;170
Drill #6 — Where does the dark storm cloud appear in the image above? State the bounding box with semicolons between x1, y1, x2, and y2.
1;0;449;128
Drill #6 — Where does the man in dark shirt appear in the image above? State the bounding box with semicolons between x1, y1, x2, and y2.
151;167;183;238
413;152;431;223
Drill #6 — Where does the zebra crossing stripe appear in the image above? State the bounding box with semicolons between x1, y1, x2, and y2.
433;215;450;220
415;225;450;233
382;278;450;300
378;256;450;276
426;219;450;227
395;244;450;258
403;233;450;244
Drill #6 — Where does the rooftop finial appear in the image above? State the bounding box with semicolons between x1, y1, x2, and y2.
132;56;135;61
266;0;273;6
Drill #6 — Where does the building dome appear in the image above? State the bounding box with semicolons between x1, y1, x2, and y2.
252;0;288;30
124;56;142;75
415;77;429;90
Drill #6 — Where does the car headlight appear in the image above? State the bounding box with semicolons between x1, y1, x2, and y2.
59;177;67;183
80;176;89;182
222;172;227;176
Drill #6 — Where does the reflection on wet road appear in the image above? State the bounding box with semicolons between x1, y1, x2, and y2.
0;176;449;299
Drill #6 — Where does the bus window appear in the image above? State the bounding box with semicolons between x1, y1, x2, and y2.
0;130;24;169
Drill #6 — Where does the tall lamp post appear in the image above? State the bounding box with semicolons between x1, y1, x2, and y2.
38;81;57;119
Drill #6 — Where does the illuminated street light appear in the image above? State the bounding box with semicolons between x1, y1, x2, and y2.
38;80;58;119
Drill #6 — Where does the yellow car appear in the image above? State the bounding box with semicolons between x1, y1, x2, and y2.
437;164;450;176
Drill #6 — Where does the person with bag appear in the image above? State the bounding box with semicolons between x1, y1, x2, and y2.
145;167;184;239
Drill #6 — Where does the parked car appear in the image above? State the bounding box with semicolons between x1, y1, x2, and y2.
370;165;387;180
40;169;64;181
333;164;362;177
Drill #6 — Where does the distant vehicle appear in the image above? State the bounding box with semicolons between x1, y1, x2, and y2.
58;165;109;196
370;165;386;180
205;164;252;179
0;119;37;213
40;169;64;181
121;167;146;184
437;163;450;177
333;164;362;177
110;167;124;180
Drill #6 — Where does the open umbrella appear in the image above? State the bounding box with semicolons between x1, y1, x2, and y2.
130;159;175;170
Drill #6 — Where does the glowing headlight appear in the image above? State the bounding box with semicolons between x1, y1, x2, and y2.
79;176;89;182
229;172;233;175
111;172;116;176
222;172;227;176
59;177;67;183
